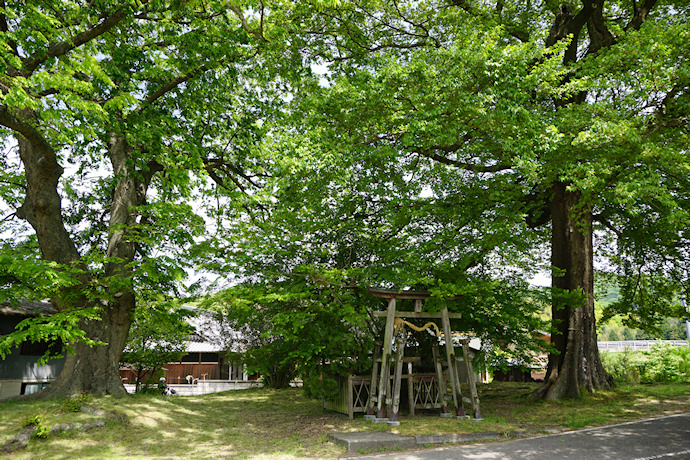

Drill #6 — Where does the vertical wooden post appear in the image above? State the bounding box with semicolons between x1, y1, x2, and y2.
348;373;354;420
377;298;396;419
432;343;449;415
461;340;482;420
366;343;381;418
407;362;415;417
441;308;466;417
389;337;406;423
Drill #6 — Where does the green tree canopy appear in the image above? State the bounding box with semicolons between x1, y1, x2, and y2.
0;0;313;397
208;0;690;400
120;299;193;392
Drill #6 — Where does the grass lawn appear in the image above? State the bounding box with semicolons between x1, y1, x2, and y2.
1;381;689;459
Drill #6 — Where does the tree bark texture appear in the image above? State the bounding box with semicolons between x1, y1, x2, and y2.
534;183;612;400
531;0;648;400
39;296;134;398
15;135;80;267
15;129;149;398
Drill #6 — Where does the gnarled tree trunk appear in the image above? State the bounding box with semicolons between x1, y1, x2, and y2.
534;183;612;400
40;297;134;398
16;128;151;398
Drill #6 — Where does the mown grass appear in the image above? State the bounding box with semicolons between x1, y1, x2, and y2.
1;382;689;459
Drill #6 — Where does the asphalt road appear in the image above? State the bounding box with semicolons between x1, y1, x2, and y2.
345;413;690;460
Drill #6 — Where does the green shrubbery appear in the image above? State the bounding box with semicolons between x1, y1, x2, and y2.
62;393;90;412
601;344;690;384
21;415;50;438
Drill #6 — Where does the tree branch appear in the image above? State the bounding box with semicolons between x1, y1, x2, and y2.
450;0;530;42
0;1;18;58
22;3;146;75
138;68;206;113
413;144;511;173
229;6;270;43
626;0;658;31
594;214;623;239
0;106;58;166
204;158;262;189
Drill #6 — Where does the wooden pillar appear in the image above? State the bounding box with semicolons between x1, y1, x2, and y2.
347;374;354;420
407;362;415;417
432;342;450;415
365;343;381;418
377;298;397;418
461;340;482;420
389;337;406;423
441;308;466;417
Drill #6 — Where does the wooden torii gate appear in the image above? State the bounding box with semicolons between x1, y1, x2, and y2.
365;288;481;424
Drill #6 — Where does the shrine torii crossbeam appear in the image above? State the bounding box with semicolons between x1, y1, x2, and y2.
366;288;481;424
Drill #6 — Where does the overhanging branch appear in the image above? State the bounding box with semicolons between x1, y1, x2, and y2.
22;3;146;75
413;144;511;173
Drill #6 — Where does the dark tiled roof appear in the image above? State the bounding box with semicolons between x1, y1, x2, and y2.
0;300;56;317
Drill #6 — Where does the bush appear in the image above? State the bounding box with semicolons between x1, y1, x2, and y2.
601;344;690;384
22;414;50;439
642;344;690;383
601;349;642;384
62;393;90;412
22;414;44;428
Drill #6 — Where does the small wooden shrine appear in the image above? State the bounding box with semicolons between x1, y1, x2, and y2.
365;288;481;424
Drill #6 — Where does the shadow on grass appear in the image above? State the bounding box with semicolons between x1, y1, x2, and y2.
2;382;690;459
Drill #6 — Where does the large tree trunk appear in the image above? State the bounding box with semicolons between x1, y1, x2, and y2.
534;182;612;400
16;129;149;398
39;296;134;398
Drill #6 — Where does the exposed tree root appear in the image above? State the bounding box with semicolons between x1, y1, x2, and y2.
1;406;127;454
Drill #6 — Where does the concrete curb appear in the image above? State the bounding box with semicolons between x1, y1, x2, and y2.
328;432;417;453
415;431;501;446
328;431;502;453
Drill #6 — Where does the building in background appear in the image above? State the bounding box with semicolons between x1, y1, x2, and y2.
0;301;65;400
120;306;256;391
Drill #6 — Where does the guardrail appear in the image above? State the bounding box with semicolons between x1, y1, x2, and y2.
598;340;689;352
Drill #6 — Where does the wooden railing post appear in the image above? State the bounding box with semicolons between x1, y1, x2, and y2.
389;337;406;424
461;340;482;420
441;308;466;418
376;298;397;419
432;342;450;416
365;343;381;419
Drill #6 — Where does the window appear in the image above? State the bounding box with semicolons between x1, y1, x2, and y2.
180;353;200;363
21;382;50;395
20;340;62;356
199;353;218;363
229;362;244;380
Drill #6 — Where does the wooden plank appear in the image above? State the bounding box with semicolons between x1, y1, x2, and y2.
442;308;466;417
348;374;354;420
368;288;430;300
368;287;462;301
407;363;415;417
366;343;380;416
461;342;482;420
390;337;406;422
377;297;396;418
432;343;449;415
372;311;462;319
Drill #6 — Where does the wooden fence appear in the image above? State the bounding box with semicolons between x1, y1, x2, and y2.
323;373;442;419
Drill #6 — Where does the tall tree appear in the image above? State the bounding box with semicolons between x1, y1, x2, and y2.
0;0;291;397
271;0;689;399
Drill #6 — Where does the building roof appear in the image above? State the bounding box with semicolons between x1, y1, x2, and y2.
181;305;246;354
184;340;227;353
0;300;56;317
